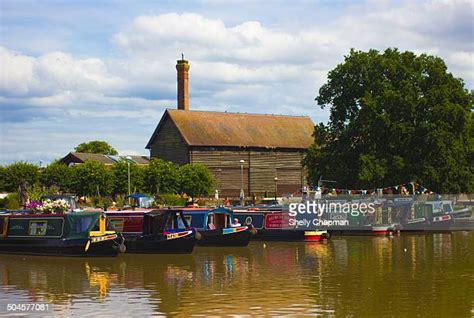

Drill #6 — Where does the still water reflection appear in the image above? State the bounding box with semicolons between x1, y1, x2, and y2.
0;232;473;317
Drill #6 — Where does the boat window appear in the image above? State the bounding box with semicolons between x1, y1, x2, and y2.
29;221;48;236
166;215;175;230
443;204;452;213
432;202;443;214
109;218;124;232
245;216;253;225
188;214;205;229
184;215;192;227
416;204;430;218
176;214;189;229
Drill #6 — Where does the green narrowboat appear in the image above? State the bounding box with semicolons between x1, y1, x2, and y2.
0;212;124;257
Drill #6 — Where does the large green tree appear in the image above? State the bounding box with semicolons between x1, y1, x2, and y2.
144;158;180;194
3;162;40;192
304;48;473;193
40;161;72;192
178;164;215;200
70;160;113;196
74;140;118;155
111;160;145;195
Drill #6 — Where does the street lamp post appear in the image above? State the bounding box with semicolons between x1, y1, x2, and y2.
239;159;245;206
125;156;132;205
274;177;278;202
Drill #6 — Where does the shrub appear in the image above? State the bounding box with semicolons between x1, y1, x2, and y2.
155;193;186;207
2;193;21;210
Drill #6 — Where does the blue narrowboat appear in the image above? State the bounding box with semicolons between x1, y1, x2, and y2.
182;207;251;247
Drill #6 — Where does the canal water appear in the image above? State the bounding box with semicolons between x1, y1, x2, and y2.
0;232;473;317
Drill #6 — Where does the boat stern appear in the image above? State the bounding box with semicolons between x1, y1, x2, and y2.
87;214;126;255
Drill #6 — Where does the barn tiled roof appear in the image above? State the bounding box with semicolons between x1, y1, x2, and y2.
60;152;150;165
146;109;314;149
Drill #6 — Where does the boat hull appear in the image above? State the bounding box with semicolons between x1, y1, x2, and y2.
427;215;454;232
0;238;118;257
371;225;394;236
197;229;251;247
123;232;195;254
304;231;329;242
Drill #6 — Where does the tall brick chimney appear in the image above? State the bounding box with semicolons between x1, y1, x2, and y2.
176;57;190;110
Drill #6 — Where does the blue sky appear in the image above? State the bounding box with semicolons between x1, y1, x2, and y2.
1;0;473;165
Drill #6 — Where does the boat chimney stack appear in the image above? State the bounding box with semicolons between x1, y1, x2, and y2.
176;54;190;111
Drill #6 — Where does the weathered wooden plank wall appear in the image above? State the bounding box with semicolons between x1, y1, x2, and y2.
149;120;189;165
190;149;305;197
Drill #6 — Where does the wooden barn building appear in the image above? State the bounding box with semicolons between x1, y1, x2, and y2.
146;59;314;197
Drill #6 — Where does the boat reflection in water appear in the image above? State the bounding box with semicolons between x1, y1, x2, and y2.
0;232;472;317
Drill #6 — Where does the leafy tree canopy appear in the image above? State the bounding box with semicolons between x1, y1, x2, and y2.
70;160;113;196
74;140;118;155
40;160;72;192
179;164;215;199
144;158;180;194
0;165;5;192
304;48;473;193
112;160;145;195
3;162;40;192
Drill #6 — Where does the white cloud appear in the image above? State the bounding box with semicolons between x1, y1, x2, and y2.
0;1;472;164
0;47;126;98
0;47;36;96
449;51;474;84
113;12;339;64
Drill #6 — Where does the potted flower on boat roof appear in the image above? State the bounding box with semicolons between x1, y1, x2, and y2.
39;199;70;214
26;200;43;213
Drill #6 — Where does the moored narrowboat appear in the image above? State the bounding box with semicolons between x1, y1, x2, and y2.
0;212;123;257
106;209;196;254
182;207;251;247
399;201;454;232
234;207;330;242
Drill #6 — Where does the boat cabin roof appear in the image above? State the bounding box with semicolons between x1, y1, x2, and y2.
180;207;233;215
1;212;103;239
